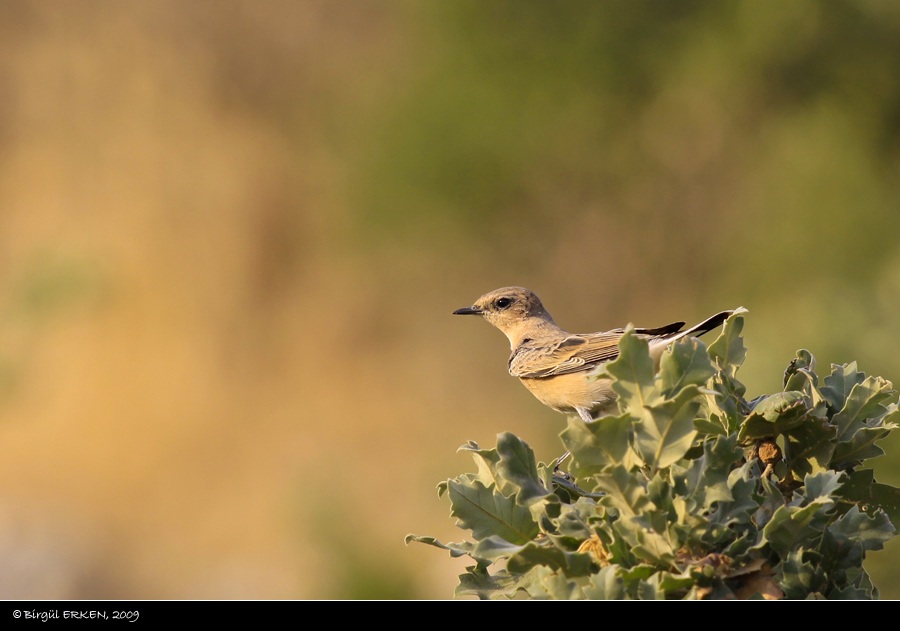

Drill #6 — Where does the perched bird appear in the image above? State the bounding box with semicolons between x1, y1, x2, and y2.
453;286;735;424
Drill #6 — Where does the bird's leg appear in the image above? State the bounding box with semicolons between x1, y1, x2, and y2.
552;451;573;481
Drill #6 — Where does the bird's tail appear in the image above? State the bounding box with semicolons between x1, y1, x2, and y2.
642;307;745;362
678;306;747;341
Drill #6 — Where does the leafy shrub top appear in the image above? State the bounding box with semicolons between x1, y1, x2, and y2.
407;310;900;599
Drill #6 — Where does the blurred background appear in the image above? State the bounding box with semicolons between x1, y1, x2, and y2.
1;0;899;599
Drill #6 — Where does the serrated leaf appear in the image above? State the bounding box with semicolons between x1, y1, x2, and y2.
762;500;832;558
780;549;823;599
456;562;518;599
470;535;526;561
831;426;894;467
708;464;758;528
783;419;836;476
832;376;895;440
595;465;652;516
783;349;817;391
827;583;877;600
456;440;510;492
752;475;785;529
659;337;716;396
532;566;580;600
635;571;666;599
561;413;632;477
633;385;700;470
804;471;845;501
554;500;596;539
582;566;626;599
615;514;677;565
819;527;864;574
447;479;538;544
694;415;730;437
404;534;476;559
709;378;747;430
738;413;779;442
754;391;808;422
506;541;597;577
607;326;660;416
707;309;747;377
828;505;895;552
820;362;865;411
657;571;696;593
836;469;900;529
738;392;811;442
676;435;740;509
495;432;549;502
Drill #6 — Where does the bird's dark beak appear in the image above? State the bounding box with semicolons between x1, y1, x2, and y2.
452;306;483;316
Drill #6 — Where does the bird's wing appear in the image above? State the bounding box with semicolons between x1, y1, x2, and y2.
509;331;625;378
509;322;687;379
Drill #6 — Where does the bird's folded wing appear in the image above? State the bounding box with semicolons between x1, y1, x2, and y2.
509;332;626;378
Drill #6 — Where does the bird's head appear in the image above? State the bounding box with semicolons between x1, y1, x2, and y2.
453;286;555;347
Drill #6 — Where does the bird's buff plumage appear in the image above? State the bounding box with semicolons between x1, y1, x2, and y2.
453;286;737;424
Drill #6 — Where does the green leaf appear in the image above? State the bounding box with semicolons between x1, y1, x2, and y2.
780;549;823;599
659;337;715;397
707;308;748;378
762;501;831;559
783;418;836;476
820;362;865;411
676;435;740;509
404;534;476;559
495;432;549;502
708;376;747;433
836;469;900;527
828;582;877;600
615;514;677;565
831;376;895;441
708;463;758;528
607;326;660;416
819;527;864;574
657;571;696;593
506;541;597;577
595;465;652;516
561;413;632;477
455;440;509;493
828;505;895;552
633;385;700;470
528;566;581;600
738;392;810;442
694;414;730;437
804;470;845;501
635;571;666;600
456;562;518;599
831;426;894;467
581;566;626;599
447;478;538;544
753;391;808;422
470;535;526;561
783;349;817;390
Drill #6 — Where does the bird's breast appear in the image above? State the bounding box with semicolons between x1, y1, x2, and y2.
517;371;617;416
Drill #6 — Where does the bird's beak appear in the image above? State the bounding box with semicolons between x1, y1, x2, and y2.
452;306;483;316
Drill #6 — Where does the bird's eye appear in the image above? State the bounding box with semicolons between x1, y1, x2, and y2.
495;297;512;310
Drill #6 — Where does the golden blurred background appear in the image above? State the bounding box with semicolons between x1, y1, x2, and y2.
1;0;900;599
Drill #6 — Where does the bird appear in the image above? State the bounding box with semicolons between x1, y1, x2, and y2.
452;286;736;425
